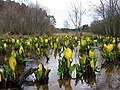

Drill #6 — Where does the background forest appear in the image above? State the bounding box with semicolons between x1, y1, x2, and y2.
0;0;56;35
0;0;120;37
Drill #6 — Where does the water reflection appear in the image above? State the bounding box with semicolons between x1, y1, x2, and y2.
75;74;96;88
58;79;72;90
96;61;120;90
1;47;120;90
102;61;113;76
36;83;48;90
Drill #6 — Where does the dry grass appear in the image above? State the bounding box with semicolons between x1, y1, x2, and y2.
54;32;94;36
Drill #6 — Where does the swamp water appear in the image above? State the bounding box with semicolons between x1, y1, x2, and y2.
1;47;120;90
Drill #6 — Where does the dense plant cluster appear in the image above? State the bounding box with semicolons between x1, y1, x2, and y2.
0;34;120;88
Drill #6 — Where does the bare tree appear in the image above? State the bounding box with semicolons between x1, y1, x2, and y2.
68;2;86;30
95;0;120;36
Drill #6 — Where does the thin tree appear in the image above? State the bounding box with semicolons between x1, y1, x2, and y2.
95;0;120;36
68;2;86;30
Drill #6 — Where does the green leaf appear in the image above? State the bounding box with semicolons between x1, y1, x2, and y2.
3;64;14;78
69;64;76;75
79;58;85;65
35;71;43;80
57;72;62;76
88;57;92;62
44;68;51;76
58;59;64;76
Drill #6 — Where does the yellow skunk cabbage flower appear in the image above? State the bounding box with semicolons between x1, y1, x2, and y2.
107;44;113;52
64;48;72;60
104;44;113;52
56;38;59;43
87;37;91;42
65;40;69;47
37;48;40;55
88;46;90;50
3;43;7;49
108;44;113;52
19;46;24;55
35;43;39;48
50;41;53;46
112;38;115;44
35;37;38;41
29;38;32;42
64;48;72;68
45;39;48;43
82;54;86;64
89;50;95;57
12;39;15;43
54;43;57;49
117;43;120;50
40;38;43;43
9;56;17;71
90;59;95;70
81;39;86;47
27;41;30;46
16;39;19;44
38;64;42;72
11;50;16;58
74;36;77;41
104;44;107;51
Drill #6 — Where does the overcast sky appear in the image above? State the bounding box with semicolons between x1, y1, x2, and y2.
16;0;100;28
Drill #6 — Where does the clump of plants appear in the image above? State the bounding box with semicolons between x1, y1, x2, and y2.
101;43;115;62
58;47;74;78
34;64;51;84
0;56;21;88
58;35;98;81
0;55;51;89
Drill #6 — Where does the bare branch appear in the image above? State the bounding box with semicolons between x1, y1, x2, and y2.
68;2;86;29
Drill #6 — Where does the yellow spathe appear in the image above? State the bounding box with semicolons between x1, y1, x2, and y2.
38;64;42;72
89;50;95;57
45;39;48;43
90;59;95;70
54;43;57;49
9;56;17;71
81;39;86;47
64;48;72;60
117;43;120;50
4;43;7;49
104;44;113;52
19;46;24;55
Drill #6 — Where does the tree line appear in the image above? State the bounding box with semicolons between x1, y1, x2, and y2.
63;0;120;37
0;0;56;35
90;0;120;36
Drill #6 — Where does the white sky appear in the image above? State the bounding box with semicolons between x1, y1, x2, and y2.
16;0;100;28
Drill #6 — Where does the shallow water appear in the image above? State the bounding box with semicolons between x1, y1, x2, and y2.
1;48;120;90
21;48;120;90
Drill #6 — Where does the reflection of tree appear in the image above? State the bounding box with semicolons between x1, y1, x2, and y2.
75;69;96;88
102;60;120;77
58;79;72;90
96;61;120;89
102;61;114;77
84;74;96;88
36;83;48;90
116;63;120;75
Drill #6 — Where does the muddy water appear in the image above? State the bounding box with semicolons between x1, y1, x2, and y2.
3;48;120;90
